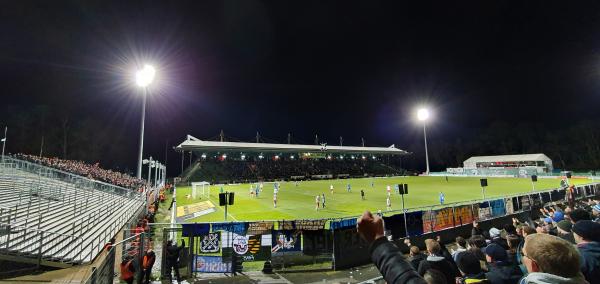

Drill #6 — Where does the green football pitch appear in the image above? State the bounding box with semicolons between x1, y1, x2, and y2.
173;176;592;222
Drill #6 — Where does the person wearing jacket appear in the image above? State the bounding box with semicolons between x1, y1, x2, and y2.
519;233;586;284
472;221;483;237
119;258;135;284
166;239;185;283
572;220;600;283
142;249;156;284
417;239;458;284
483;243;522;284
357;211;426;284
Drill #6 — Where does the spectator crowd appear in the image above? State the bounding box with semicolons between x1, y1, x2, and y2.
358;196;600;284
15;153;146;189
187;157;406;183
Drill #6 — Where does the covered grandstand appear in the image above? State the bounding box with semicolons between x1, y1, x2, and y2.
175;135;409;183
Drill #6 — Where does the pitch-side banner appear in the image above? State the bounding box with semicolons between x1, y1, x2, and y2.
422;208;454;233
194;256;231;273
231;234;270;261
490;199;506;217
200;232;221;253
247;222;274;235
453;205;474;226
271;230;301;253
478;202;492;220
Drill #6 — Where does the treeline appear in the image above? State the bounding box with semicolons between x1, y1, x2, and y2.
0;105;135;173
2;105;599;173
407;121;600;171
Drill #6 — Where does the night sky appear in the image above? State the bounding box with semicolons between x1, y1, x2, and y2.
2;1;600;174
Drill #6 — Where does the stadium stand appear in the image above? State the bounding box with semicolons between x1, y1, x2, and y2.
0;156;145;267
14;154;146;190
182;158;406;184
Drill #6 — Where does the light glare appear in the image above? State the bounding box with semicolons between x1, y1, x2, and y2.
136;64;156;87
417;108;430;121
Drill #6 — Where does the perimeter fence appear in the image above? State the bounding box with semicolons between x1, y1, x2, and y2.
84;182;600;282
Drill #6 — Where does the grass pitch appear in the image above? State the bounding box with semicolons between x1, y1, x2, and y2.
174;176;591;222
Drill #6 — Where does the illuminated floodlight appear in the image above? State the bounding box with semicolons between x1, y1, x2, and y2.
327;155;332;160
351;155;355;159
274;155;279;159
362;155;366;160
222;154;227;159
201;153;207;159
241;154;246;160
259;154;264;159
290;155;295;159
372;156;376;160
136;64;156;87
339;155;344;159
417;108;430;121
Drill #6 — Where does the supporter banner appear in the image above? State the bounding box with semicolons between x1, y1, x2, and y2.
330;218;357;230
478;202;492;220
271;230;301;253
194;256;231;273
279;221;296;230
212;222;248;235
519;196;531;211
247;222;274;235
296;220;326;231
490;199;506;217
453;205;474;226
505;198;515;215
231;234;270;261
422;208;454;233
405;211;424;236
182;223;210;237
200;232;221;253
383;214;406;239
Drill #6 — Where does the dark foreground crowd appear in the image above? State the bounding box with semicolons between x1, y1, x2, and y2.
358;198;600;284
15;153;146;189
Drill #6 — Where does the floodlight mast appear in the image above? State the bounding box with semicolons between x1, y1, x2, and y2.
135;65;155;179
417;108;430;175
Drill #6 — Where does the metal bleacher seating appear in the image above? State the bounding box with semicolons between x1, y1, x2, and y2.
0;157;145;267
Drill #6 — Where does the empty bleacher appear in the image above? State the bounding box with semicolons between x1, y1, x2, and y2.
0;157;145;267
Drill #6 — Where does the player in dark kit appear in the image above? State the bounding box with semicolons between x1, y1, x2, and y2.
361;189;365;200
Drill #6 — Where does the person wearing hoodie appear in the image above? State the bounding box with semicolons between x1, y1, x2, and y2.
572;220;600;282
489;228;509;250
484;243;523;284
357;211;427;284
418;239;458;284
456;251;490;284
519;233;586;284
556;220;576;244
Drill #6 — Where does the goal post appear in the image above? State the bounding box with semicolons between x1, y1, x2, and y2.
191;181;210;199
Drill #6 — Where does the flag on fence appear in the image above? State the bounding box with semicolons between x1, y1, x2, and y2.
182;223;210;237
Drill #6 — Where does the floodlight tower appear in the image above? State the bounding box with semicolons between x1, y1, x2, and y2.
417;108;431;175
135;65;156;179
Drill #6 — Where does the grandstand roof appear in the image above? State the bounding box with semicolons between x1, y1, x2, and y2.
464;153;552;167
175;135;408;155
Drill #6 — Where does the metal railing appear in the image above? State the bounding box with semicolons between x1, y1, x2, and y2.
2;157;142;200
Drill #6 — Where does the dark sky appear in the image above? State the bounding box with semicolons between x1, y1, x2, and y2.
2;1;600;173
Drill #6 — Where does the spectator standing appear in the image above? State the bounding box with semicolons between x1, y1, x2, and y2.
489;228;509;249
142;249;156;284
572;220;600;282
451;236;468;262
166;239;185;283
456;251;490;283
472;221;483;237
483;243;523;284
519;233;586;284
556;220;575;244
405;239;427;270
417;239;457;284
